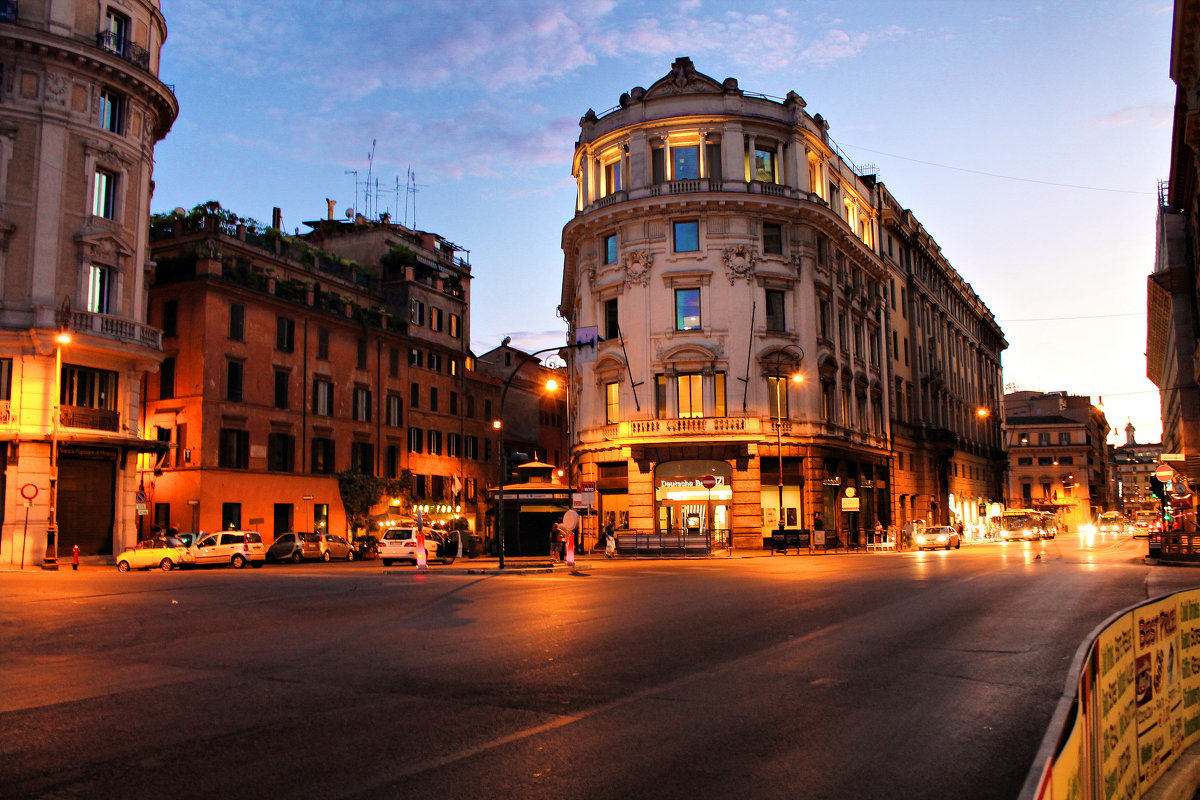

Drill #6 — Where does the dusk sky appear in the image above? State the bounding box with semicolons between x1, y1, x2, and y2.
150;0;1174;445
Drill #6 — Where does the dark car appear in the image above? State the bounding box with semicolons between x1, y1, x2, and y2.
266;532;305;563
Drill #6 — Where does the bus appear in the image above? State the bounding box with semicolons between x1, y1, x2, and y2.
998;509;1049;542
1133;509;1161;535
1097;511;1128;534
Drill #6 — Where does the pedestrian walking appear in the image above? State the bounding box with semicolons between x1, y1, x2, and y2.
604;523;616;558
873;520;883;545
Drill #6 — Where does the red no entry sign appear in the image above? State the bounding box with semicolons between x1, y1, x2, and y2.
1156;464;1175;483
699;475;717;489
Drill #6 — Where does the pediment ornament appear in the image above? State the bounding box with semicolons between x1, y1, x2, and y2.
624;250;653;287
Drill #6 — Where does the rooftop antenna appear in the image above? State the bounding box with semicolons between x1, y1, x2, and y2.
364;139;376;219
344;169;358;218
404;166;427;228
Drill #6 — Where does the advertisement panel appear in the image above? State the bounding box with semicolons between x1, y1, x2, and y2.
1133;597;1183;789
1096;612;1137;800
1178;590;1200;748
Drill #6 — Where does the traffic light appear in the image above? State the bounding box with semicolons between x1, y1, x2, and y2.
1150;475;1166;500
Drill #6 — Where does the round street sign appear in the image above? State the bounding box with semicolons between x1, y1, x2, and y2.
699;475;717;489
1156;464;1175;483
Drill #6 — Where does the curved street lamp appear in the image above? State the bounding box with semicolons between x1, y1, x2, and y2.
765;346;804;541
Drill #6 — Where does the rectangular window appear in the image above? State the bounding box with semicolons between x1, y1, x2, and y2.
449;314;461;339
218;428;249;469
673;220;699;252
655;374;668;419
431;307;443;332
428;353;441;372
408;427;423;453
409;347;423;367
675;288;701;331
410;382;420;409
604;234;618;265
388;347;399;378
765;289;786;332
353;387;372;422
276;316;295;352
356;337;367;369
387;395;402;427
267;433;295;472
821;380;834;423
706;140;722;181
604;159;622;194
763;222;783;255
651;145;666;184
819;299;831;339
226;361;243;402
98;88;124;133
1038;432;1051;446
311;437;335;474
385;445;400;479
161;299;177;338
677;374;703;418
273;369;288;409
767;376;789;419
229;303;245;341
604;298;619;340
605;381;620;424
429;387;439;413
317;327;329;359
465;435;479;460
2;357;15;399
61;364;118;410
312;379;333;416
427;430;442;455
449;391;458;416
159;357;175;400
714;372;726;417
753;148;776;183
1059;432;1071;445
672;145;699;180
448;432;461;457
104;9;130;54
351;442;374;475
410;299;425;326
222;503;242;531
86;264;111;314
92;168;117;218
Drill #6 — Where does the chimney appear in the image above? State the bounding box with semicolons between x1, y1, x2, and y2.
272;207;282;229
326;198;336;221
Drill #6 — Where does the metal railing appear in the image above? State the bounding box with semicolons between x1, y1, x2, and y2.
614;529;729;555
61;405;120;432
95;31;150;71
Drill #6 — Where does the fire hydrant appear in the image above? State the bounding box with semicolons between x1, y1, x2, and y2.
72;544;79;571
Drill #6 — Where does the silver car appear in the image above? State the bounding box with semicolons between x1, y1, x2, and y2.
266;532;305;563
191;531;266;568
301;533;355;562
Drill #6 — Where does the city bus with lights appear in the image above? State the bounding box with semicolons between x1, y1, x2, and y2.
1133;509;1162;536
1097;511;1129;534
997;509;1051;542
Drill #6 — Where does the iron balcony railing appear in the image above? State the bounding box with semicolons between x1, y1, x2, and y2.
96;31;150;71
61;405;120;432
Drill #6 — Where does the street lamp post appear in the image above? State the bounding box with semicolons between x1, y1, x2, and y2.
493;340;591;570
768;347;804;543
44;329;70;570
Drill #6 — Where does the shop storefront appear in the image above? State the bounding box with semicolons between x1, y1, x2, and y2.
653;459;731;548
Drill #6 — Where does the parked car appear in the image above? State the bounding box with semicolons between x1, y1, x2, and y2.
915;525;961;551
266;532;305;563
301;533;355;562
116;537;194;572
191;531;266;568
378;527;455;566
175;532;201;548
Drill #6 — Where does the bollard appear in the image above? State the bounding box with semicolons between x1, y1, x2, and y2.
72;544;79;571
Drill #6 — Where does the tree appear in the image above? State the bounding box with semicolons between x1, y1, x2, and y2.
336;469;412;535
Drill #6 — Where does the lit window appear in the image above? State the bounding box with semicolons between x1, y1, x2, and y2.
677;374;703;418
605;381;620;424
675;288;700;331
604;159;622;195
754;148;775;183
671;145;699;179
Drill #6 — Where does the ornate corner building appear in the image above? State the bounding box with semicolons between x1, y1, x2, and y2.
0;1;177;563
559;58;1007;551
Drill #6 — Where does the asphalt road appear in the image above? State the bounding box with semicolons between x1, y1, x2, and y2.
2;534;1197;800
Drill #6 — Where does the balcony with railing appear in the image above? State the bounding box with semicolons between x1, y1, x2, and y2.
61;405;120;432
67;309;161;350
0;400;11;425
95;31;150;71
591;415;888;451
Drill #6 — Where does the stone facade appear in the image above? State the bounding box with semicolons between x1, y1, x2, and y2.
0;1;177;563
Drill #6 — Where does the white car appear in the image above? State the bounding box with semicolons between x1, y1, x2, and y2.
116;537;194;571
191;531;266;568
378;528;455;566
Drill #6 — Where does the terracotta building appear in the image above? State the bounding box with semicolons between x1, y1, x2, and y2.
559;58;1007;552
0;1;177;564
1004;391;1111;531
145;205;498;543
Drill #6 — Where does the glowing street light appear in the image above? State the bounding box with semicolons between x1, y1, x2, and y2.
43;329;71;570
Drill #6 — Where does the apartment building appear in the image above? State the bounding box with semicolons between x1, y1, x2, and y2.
0;1;177;563
559;58;1005;551
145;205;498;542
1004;391;1111;531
